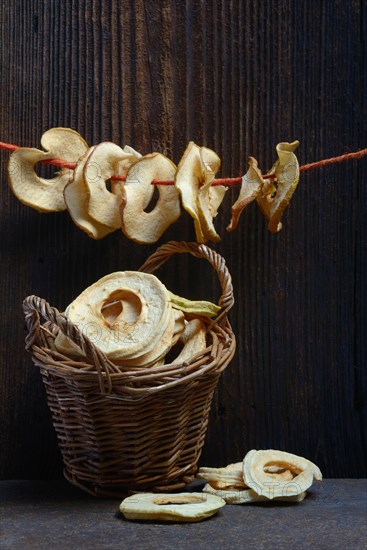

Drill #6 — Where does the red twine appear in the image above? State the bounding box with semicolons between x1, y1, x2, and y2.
1;140;366;186
299;149;367;172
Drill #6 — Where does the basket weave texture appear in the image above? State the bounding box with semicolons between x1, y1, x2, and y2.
23;241;236;497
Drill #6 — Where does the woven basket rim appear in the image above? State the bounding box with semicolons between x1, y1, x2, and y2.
30;318;235;398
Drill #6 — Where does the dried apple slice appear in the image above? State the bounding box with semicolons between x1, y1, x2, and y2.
84;142;134;229
54;331;85;359
197;146;223;242
64;147;116;239
171;309;186;346
175;142;205;242
243;449;322;499
119;492;225;522
169;291;221;318
175;142;223;243
8;128;88;212
55;278;186;366
115;307;177;367
227;157;265;231
172;319;207;365
257;141;300;233
208;184;227;219
121;153;180;244
58;271;172;361
197;462;245;487
55;303;179;367
204;480;247;491
203;483;306;504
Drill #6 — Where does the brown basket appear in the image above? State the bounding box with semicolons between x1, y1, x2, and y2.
23;241;236;497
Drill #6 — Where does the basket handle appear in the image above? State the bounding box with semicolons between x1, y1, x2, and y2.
138;241;234;323
22;295;115;393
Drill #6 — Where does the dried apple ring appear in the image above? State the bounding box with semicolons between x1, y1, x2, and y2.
119;492;225;522
8;127;87;212
203;483;306;504
197;147;224;242
243;449;322;499
205;480;246;491
175;142;224;243
110;145;142;196
169;291;220;318
84;142;137;229
56;300;184;366
257;141;300;233
121;153;180;244
197;462;245;487
171;319;207;365
57;271;172;361
64;147;115;239
227;157;265;231
171;309;186;345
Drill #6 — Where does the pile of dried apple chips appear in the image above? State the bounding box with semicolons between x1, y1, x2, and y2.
54;270;219;368
198;449;322;504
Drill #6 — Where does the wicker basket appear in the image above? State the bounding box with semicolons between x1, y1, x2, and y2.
23;241;236;497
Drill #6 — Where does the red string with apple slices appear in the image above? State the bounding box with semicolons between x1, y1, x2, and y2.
1;140;366;184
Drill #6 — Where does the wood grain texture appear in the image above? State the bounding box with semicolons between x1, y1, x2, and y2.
0;0;366;479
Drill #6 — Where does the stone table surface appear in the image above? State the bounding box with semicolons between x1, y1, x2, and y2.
1;479;366;549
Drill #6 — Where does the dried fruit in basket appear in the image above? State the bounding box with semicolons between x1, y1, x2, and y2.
121;153;180;244
64;147;115;239
8;128;87;212
113;306;178;368
53;270;218;368
54;271;173;362
171;319;207;365
119;492;226;522
171;309;186;345
169;291;221;318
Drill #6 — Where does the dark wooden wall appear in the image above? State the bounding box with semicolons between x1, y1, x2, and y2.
0;0;366;479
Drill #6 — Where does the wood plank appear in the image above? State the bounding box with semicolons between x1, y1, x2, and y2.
0;0;365;479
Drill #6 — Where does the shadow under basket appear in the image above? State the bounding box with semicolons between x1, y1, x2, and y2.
23;241;236;498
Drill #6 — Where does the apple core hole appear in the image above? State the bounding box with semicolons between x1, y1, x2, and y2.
153;496;203;505
101;289;142;325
